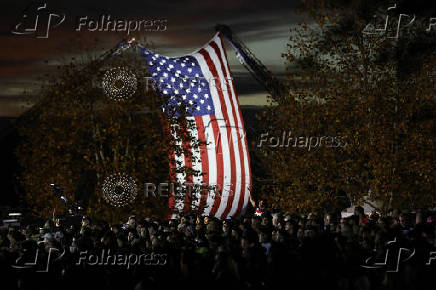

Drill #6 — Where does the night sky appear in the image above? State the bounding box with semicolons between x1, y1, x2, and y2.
0;0;299;117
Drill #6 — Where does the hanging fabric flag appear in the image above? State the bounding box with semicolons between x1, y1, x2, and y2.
142;32;251;219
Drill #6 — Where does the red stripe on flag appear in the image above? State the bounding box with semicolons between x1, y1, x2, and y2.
208;116;223;216
218;34;251;218
210;41;241;219
199;48;237;218
195;116;209;214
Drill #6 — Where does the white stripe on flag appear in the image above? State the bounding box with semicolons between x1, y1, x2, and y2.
201;114;217;215
206;40;242;219
214;37;251;217
193;50;232;217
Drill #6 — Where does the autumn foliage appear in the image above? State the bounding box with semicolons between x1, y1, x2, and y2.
255;0;436;214
16;49;199;223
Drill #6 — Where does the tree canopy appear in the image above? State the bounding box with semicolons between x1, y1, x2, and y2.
17;47;201;223
255;0;436;214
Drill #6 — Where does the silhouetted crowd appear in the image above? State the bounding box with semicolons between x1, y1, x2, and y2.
1;205;436;290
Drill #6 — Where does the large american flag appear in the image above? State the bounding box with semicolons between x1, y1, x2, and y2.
141;32;251;219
